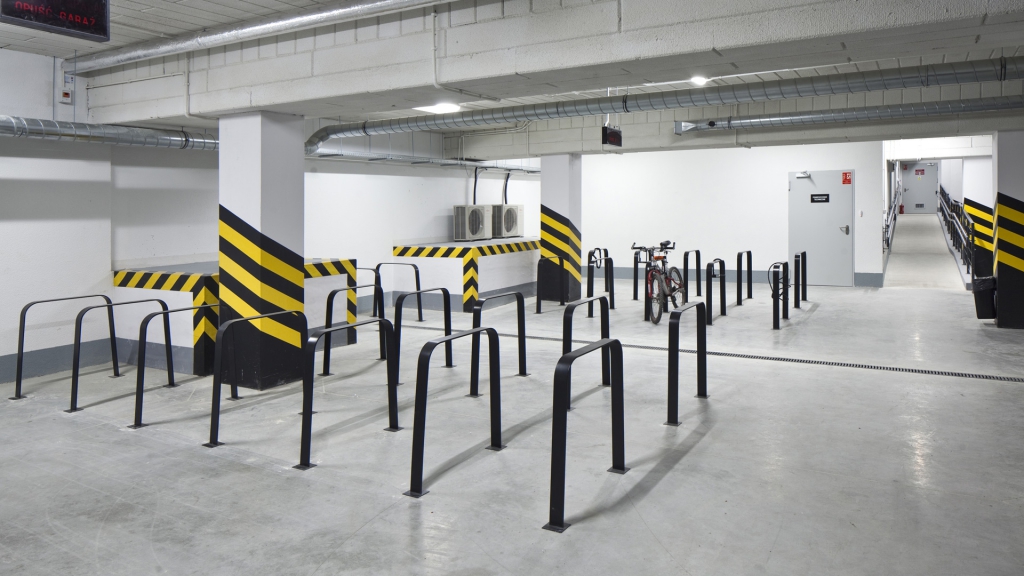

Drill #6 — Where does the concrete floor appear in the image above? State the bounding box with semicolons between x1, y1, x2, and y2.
2;278;1023;575
884;214;967;290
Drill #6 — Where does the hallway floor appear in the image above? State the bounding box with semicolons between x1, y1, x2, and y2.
884;213;966;290
2;281;1023;575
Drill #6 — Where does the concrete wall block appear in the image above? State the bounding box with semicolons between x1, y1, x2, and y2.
901;87;921;104
796;97;814;112
1004;80;1023;97
401;9;425;34
356;18;379;41
450;0;477;26
960;83;981;99
881;89;902;105
224;44;242;65
764;100;781;114
277;34;296;56
779;99;797;113
315;25;337;49
162;55;180;74
583;115;598;127
625;122;661;137
558;118;572;129
812;96;831;111
530;128;582;143
446;1;616;56
259;37;279;59
379;13;402;38
314;33;430;76
209;46;226;68
87;83;124;108
90;96;185;124
296;29;316;52
192;51;210;71
207;52;313;93
530;141;584;155
618;113;633;125
864;90;884;106
335;21;356;45
571;116;584;128
980;80;1002;98
241;40;260;62
477;0;503;21
828;94;847;109
562;0;592;7
920;86;941;102
503;0;530;16
532;0;561;13
189;70;207;94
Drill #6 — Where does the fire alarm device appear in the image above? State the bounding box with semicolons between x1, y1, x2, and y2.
842;172;852;184
602;126;622;147
59;89;73;104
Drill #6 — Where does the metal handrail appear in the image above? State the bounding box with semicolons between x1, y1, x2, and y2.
405;327;504;498
67;299;169;413
885;186;902;250
666;302;708;427
205;311;307;448
296;316;400;470
12;294;115;400
321;283;386;375
470;292;528;397
129;304;216;429
544;338;628;533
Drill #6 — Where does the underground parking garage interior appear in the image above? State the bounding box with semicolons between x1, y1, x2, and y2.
3;0;1024;573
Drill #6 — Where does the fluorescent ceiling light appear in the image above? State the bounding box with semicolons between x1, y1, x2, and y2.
690;76;708;86
413;103;461;114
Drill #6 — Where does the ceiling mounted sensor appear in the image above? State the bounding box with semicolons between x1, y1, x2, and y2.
413;103;462;114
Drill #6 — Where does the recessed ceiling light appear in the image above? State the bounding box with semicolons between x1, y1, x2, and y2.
413;103;461;114
690;76;708;86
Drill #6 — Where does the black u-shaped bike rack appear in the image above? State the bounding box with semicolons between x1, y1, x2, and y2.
295;316;400;470
683;249;702;300
376;262;423;321
13;294;116;400
536;255;567;313
666;303;708;426
405;327;504;498
586;249;615;317
736;251;753;305
129;304;217;429
356;267;384;317
205;310;308;448
543;338;628;533
793;251;808;308
562;297;611;405
469;292;527;397
705;260;726;325
394;287;453;376
322;283;386;375
769;262;790;330
67;299;169;413
632;249;651;301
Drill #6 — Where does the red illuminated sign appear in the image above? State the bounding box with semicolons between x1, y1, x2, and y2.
842;172;852;185
1;0;109;42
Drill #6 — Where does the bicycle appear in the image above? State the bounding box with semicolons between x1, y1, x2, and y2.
631;241;682;324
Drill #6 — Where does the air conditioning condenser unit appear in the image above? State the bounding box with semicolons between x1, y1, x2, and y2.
491;204;523;238
453;205;492;241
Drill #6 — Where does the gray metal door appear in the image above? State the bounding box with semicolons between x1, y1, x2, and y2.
900;161;938;214
789;170;855;287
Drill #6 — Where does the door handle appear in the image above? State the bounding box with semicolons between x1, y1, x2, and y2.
840;225;850;235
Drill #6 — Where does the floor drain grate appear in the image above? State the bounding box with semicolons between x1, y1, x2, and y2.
401;325;1024;383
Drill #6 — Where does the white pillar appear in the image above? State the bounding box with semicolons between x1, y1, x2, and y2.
217;112;306;388
539;154;583;301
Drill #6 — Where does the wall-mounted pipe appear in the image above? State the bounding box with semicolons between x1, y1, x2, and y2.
305;56;1024;154
674;95;1024;133
0;116;218;150
64;0;451;74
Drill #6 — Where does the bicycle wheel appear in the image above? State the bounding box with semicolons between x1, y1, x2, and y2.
648;270;666;324
668;266;683;307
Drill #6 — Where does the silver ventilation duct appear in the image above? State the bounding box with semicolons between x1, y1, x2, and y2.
0;116;218;150
306;56;1024;154
65;0;450;74
674;96;1024;133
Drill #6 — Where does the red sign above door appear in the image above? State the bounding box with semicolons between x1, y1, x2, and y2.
842;172;852;185
915;169;925;175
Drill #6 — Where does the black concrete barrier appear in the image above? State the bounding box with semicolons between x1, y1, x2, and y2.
129;304;217;429
322;283;386;375
544;338;628;533
13;294;116;400
666;302;708;426
205;310;307;448
705;259;726;325
736;251;753;305
376;262;423;321
296;316;400;470
405;327;503;498
67;299;169;414
470;292;527;397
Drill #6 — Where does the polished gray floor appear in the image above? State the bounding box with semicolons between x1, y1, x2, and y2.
885;213;966;290
2;277;1023;575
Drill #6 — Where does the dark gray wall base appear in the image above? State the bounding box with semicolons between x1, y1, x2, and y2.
585;267;775;284
0;337;193;385
356;282;538;313
855;273;885;287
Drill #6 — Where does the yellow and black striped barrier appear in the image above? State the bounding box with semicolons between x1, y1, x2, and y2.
540;204;582;302
393;240;541;312
964;197;994;276
994;193;1024;328
305;258;358;343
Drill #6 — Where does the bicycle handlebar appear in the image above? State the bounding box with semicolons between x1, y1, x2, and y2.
632;241;676;252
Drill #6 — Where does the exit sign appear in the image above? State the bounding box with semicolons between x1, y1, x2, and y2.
1;0;109;42
602;126;622;147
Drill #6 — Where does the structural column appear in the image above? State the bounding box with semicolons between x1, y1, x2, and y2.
992;131;1024;328
218;112;307;388
539;154;583;302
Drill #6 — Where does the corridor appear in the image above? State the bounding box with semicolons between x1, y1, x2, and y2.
884;213;966;289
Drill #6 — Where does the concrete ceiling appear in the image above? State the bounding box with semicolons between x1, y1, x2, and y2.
0;0;337;57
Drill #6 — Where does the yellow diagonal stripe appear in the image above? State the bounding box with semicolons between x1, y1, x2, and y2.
321;260;340;275
975;237;995;251
182;274;201;293
127;272;144;288
974;223;993;237
997;248;1024;273
159;272;182;290
304;263;323;278
541;247;583;282
193;286;218;306
218;284;301;348
965;204;993;222
219;221;304;287
997;227;1024;250
540;234;582;266
342;260;356;277
193;317;218;345
997;202;1024;227
463;286;479;302
541;213;582;248
143;273;162;290
220;253;305;312
113;271;128;285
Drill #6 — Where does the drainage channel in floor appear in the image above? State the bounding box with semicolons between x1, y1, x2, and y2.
401;324;1024;384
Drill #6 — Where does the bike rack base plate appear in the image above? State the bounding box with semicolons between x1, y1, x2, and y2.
484;445;506;452
607;467;630;475
542;522;570;533
403;490;429;498
202;441;223;448
126;423;148;430
293;464;316;471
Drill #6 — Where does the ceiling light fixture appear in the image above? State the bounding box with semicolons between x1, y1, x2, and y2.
690;76;709;86
413;103;461;114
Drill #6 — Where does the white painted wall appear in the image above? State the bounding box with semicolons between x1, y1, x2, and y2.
940;159;964;203
304;159;541;294
581;141;885;278
0;48;89;122
884;136;992;161
963;157;993;207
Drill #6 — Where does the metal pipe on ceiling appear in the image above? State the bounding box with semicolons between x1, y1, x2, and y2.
64;0;451;74
0;116;218;150
305;56;1024;154
674;96;1024;133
